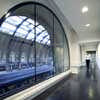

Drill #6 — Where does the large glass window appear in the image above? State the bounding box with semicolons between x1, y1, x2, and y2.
0;2;69;99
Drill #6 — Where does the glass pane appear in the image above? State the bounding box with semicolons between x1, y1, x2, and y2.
36;5;54;83
26;31;35;40
36;31;48;43
0;27;14;35
23;21;30;26
36;27;43;34
37;25;45;30
41;35;49;44
2;22;16;30
6;16;25;25
15;28;28;38
54;16;64;75
28;24;34;29
47;40;51;45
19;16;27;19
27;18;35;25
20;25;30;31
63;36;70;71
0;22;16;35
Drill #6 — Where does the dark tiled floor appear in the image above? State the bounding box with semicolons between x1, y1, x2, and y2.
33;66;100;100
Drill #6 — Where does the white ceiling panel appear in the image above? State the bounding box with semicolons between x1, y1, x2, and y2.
54;0;100;42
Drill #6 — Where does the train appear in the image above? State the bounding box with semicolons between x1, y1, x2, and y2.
0;63;54;99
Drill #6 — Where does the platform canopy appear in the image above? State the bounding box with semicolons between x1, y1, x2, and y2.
0;16;50;45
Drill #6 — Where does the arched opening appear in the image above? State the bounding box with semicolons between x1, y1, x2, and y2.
0;2;70;98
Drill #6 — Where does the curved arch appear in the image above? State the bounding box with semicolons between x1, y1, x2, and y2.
0;2;70;66
0;2;70;97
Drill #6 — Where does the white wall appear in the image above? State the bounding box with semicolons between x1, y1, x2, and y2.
96;43;100;69
63;24;81;67
68;30;80;67
63;26;81;73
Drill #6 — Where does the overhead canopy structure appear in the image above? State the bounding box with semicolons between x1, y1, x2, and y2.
0;16;50;45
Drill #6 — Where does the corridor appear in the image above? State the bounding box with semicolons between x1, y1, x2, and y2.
34;66;100;100
0;0;100;99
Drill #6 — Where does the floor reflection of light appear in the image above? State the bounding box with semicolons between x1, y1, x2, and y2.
71;67;79;74
88;86;94;99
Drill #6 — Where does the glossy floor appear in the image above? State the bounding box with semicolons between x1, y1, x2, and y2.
34;66;100;100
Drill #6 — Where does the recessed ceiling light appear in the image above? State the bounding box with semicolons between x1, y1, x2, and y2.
82;6;88;13
85;24;90;27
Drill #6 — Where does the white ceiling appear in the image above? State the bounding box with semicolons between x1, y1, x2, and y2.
54;0;100;43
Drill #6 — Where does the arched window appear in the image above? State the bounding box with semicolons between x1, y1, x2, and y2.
0;2;70;98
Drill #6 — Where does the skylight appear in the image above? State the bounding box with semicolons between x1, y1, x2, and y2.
26;30;35;40
0;16;50;45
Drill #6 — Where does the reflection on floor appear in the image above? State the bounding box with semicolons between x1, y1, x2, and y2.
34;66;100;100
